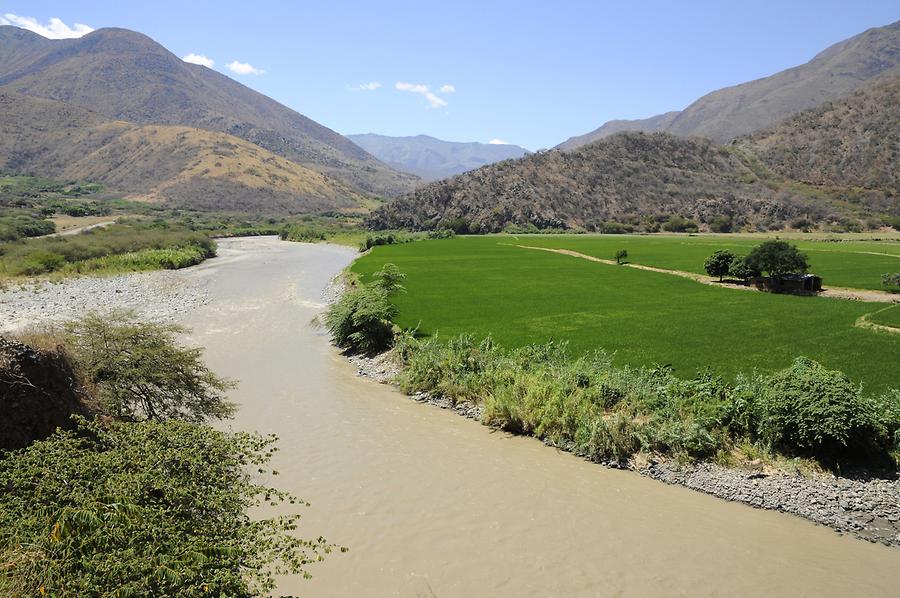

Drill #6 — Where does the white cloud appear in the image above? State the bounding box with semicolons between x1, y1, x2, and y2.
0;13;93;39
488;139;510;145
350;81;382;91
226;60;265;75
439;84;456;93
395;81;448;108
182;53;214;68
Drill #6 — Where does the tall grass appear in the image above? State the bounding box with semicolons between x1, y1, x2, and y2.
0;220;215;277
393;334;900;468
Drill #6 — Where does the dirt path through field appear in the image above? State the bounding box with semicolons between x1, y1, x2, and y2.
514;244;900;304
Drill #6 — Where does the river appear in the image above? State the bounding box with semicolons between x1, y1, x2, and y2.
180;237;899;597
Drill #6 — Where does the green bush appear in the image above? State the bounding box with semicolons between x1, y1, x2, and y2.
324;264;405;354
9;249;66;275
760;357;880;457
0;418;333;596
661;215;699;233
882;272;900;291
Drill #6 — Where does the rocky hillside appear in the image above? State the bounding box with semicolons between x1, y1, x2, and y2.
0;26;418;197
740;76;900;198
348;134;530;181
0;91;368;212
368;132;834;232
560;20;900;148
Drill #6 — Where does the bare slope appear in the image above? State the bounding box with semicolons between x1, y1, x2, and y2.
0;26;417;196
0;91;367;212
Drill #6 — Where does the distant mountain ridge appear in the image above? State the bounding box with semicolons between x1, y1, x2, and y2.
368;132;838;233
558;20;900;149
0;90;368;213
0;26;418;197
348;134;530;181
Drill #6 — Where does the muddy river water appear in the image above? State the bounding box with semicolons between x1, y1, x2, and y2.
180;237;899;597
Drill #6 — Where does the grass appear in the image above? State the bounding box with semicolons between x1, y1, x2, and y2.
868;305;900;329
352;235;900;394
511;233;900;290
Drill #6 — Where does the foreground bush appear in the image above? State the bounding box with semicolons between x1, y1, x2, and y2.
0;418;333;597
393;334;900;466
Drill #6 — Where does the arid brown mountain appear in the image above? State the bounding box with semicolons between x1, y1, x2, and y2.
368;132;841;232
559;20;900;149
0;26;417;197
348;134;530;181
557;112;679;151
739;76;900;197
0;90;368;212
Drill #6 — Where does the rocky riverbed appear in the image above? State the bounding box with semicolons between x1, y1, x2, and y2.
346;348;900;548
0;271;209;334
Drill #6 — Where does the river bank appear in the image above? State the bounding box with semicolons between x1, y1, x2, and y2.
4;236;900;596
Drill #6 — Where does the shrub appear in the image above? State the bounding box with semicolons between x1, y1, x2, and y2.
882;272;900;290
704;250;735;281
661;215;699;233
708;215;733;233
760;357;880;457
324;264;405;354
0;418;334;596
9;249;66;275
63;312;235;423
614;249;628;264
745;240;809;276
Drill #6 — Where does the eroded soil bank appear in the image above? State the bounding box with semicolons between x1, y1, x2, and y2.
4;237;899;597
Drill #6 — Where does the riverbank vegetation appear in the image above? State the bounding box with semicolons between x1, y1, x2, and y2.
0;220;216;278
0;314;334;595
392;334;900;468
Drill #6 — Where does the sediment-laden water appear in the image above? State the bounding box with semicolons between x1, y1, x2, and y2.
104;237;900;595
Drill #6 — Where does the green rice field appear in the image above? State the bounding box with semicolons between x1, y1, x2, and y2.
352;235;900;394
512;234;900;290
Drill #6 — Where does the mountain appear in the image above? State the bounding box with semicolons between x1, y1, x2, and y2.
0;26;417;197
347;134;530;181
0;90;368;213
368;132;838;233
557;112;679;151
559;20;900;149
739;75;900;199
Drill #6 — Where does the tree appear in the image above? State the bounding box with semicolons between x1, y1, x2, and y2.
614;249;628;265
64;312;235;423
704;250;735;281
745;240;809;276
728;256;758;282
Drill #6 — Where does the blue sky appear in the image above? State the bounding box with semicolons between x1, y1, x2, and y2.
2;1;898;149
